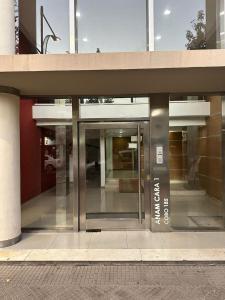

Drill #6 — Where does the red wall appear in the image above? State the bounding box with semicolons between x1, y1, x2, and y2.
20;99;42;203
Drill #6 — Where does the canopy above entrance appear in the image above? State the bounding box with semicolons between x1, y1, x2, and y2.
1;50;225;97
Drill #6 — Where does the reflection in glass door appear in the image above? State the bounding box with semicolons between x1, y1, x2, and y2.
79;122;150;230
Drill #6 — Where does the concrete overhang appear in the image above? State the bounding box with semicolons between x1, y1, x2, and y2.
1;50;225;97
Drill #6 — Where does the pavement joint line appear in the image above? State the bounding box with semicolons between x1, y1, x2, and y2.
1;261;225;266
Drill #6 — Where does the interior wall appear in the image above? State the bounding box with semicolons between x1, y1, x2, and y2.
20;99;42;203
169;132;187;180
199;96;223;200
113;137;132;170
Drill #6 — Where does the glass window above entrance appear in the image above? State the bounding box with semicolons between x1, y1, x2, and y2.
18;0;225;54
154;0;206;51
77;0;147;53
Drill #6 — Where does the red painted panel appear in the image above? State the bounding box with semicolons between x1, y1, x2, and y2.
20;99;42;203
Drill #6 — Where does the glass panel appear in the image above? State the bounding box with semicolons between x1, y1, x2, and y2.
169;97;224;229
77;0;147;53
21;124;74;229
217;0;225;48
36;0;70;54
85;127;145;220
154;0;206;51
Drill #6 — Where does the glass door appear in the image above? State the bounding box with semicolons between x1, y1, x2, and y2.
79;122;150;230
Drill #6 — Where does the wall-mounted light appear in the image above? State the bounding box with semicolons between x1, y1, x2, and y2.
40;6;61;54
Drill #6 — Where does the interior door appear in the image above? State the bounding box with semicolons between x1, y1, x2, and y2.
79;122;150;230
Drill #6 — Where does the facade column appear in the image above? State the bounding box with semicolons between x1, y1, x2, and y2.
0;88;21;247
150;94;170;232
0;1;21;247
0;0;15;54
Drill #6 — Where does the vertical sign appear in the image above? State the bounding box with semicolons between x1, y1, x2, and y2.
150;95;170;232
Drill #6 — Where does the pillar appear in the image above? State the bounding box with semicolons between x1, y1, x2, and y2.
0;88;21;247
0;0;21;247
0;0;15;54
150;94;170;232
72;98;79;231
55;125;70;226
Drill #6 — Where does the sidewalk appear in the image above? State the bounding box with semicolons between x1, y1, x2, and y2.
1;263;225;299
1;231;225;261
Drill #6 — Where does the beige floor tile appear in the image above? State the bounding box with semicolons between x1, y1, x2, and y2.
0;250;31;261
87;249;141;261
89;231;127;249
25;249;89;261
141;249;225;261
7;233;56;249
49;232;92;249
126;231;164;249
159;232;199;249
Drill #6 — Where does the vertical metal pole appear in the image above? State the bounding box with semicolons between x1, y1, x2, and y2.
69;0;75;53
150;94;170;232
146;0;149;51
74;0;79;53
138;123;142;223
40;6;44;54
221;97;225;228
147;0;155;51
100;129;105;188
72;97;79;231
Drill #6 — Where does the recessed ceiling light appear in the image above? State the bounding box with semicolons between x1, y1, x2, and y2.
220;32;225;36
220;11;225;16
155;35;162;41
82;37;88;42
76;11;81;17
164;9;171;16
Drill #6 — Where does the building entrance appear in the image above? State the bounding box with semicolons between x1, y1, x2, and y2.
79;122;150;230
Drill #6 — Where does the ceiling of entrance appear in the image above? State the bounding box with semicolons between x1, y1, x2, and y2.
1;50;225;97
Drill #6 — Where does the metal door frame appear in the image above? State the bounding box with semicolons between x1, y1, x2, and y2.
79;121;150;230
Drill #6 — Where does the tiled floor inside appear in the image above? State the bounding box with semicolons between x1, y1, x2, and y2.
21;182;223;229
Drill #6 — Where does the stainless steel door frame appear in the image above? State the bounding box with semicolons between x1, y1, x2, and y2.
78;121;150;230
